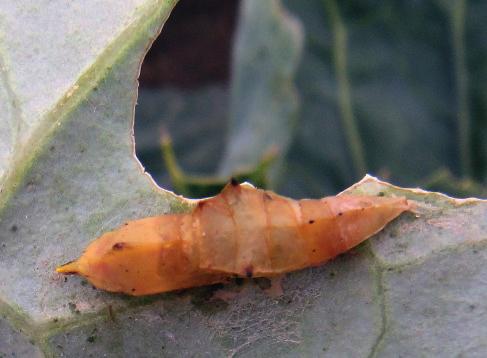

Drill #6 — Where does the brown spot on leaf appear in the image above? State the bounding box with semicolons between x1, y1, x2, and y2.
107;305;116;322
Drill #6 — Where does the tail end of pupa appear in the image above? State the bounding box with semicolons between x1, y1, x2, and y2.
56;260;80;275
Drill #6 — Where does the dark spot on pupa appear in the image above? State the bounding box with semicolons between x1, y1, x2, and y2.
125;269;129;273
10;225;18;232
337;212;343;216
197;201;206;209
124;222;129;226
112;242;126;250
264;192;273;201
230;177;239;186
378;192;385;197
131;288;136;293
244;265;253;278
312;249;316;253
308;220;315;224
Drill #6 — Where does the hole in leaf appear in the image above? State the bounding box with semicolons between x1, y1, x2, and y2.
135;0;240;193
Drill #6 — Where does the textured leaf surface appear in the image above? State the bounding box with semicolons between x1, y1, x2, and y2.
0;315;42;357
0;0;183;354
45;176;487;357
0;0;163;188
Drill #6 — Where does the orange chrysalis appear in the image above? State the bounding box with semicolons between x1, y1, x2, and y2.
57;181;413;296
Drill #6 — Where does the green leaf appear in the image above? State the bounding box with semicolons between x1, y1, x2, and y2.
135;85;231;192
135;86;277;198
43;177;487;356
228;0;487;197
136;0;304;197
422;168;487;198
0;312;42;357
2;0;486;356
218;0;303;186
160;132;277;197
0;0;183;351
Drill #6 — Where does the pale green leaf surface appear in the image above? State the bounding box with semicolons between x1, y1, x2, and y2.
0;0;163;187
0;316;42;357
44;176;487;357
0;0;184;352
48;253;380;357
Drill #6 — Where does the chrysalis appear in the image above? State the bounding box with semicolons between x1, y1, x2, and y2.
57;181;413;296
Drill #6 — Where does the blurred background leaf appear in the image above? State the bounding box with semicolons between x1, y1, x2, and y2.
135;0;487;199
280;0;487;198
217;0;303;187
